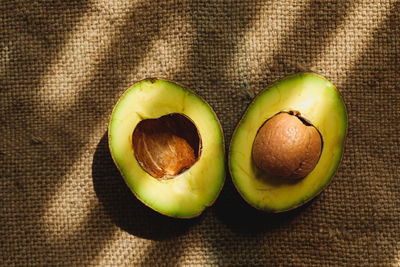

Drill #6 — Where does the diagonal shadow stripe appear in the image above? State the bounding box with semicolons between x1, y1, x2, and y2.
253;0;352;92
0;0;90;90
176;0;267;137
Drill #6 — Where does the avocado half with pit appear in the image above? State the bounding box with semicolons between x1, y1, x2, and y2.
229;73;347;212
109;79;225;218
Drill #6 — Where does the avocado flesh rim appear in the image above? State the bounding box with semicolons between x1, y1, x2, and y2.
229;73;347;212
109;79;225;218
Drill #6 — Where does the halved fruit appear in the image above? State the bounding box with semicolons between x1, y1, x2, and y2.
229;73;347;212
109;79;225;218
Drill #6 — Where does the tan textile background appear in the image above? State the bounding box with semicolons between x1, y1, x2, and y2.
1;0;399;266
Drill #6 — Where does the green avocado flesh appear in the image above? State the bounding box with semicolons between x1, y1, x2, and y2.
229;73;347;212
109;79;225;218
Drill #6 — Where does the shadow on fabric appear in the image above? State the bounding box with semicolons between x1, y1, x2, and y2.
211;178;313;234
92;132;200;240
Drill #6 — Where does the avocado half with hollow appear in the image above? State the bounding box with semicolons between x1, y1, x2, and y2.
109;79;225;218
229;73;347;212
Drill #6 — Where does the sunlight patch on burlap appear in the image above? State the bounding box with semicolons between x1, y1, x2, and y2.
91;231;152;265
239;1;307;65
122;17;193;83
393;247;400;267
235;0;308;93
42;142;98;238
36;0;142;113
312;1;393;83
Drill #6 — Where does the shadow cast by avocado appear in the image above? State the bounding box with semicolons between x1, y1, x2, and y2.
211;176;314;234
92;132;200;240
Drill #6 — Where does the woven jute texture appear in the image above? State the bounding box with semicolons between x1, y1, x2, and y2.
1;0;399;266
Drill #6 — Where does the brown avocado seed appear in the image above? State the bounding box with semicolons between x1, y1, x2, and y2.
252;112;322;180
132;113;201;179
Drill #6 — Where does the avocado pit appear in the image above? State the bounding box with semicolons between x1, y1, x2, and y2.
252;111;322;180
132;113;201;179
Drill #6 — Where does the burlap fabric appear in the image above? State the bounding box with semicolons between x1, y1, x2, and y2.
1;0;399;266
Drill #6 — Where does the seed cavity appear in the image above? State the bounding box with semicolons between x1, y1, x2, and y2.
132;113;201;179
